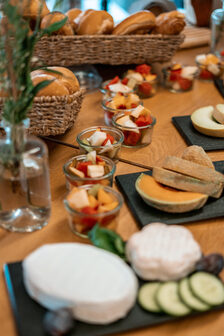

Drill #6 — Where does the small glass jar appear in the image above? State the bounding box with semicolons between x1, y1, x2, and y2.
101;98;143;126
64;184;123;238
211;8;224;57
76;126;124;160
112;112;156;148
63;154;116;190
195;54;224;81
163;65;197;93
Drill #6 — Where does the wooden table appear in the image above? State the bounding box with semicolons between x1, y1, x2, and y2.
1;45;224;336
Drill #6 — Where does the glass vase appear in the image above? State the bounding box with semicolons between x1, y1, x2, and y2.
0;121;51;232
211;4;224;57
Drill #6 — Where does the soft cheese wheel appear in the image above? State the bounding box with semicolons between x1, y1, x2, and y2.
23;243;138;324
191;106;224;137
126;223;201;281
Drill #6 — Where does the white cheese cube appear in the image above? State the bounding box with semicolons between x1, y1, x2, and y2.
116;115;130;126
126;72;143;83
108;83;132;93
181;66;197;80
207;63;220;76
196;54;206;65
123;120;140;134
88;131;107;146
67;189;90;209
131;105;144;118
68;166;85;178
87;165;105;178
86;150;96;163
99;140;113;154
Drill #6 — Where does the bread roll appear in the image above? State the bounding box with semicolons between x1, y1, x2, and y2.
66;8;82;32
112;11;156;35
76;10;114;35
73;9;94;33
10;0;49;20
153;11;185;35
41;11;74;35
31;67;80;94
31;74;69;96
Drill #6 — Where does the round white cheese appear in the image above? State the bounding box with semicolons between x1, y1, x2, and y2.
191;106;224;137
126;223;201;281
23;243;138;324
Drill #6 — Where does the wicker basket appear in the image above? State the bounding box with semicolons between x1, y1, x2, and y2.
0;89;85;136
34;34;185;66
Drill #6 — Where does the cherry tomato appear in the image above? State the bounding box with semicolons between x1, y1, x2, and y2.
121;77;129;85
102;134;115;146
76;161;92;177
123;131;141;146
135;64;151;75
135;114;153;127
177;77;192;91
138;82;152;96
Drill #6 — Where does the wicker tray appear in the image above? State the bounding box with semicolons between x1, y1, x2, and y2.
0;89;85;136
34;34;185;66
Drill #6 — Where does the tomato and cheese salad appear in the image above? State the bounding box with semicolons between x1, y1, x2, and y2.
163;63;198;92
63;151;116;189
112;105;156;147
76;126;124;160
196;54;224;80
102;92;141;125
64;184;123;237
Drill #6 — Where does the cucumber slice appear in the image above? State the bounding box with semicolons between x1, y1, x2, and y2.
156;282;191;316
189;272;224;306
179;278;210;311
138;283;162;313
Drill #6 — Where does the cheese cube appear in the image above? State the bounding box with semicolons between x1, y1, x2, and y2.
67;189;90;209
181;66;197;80
126;72;143;83
131;105;144;118
207;63;220;76
123;119;140;134
87;165;105;178
99;140;113;154
109;83;132;93
88;131;107;146
86;151;96;163
116;115;130;126
68;166;85;178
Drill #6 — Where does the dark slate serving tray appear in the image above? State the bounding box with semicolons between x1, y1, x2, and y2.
172;116;224;151
4;262;224;336
115;161;224;228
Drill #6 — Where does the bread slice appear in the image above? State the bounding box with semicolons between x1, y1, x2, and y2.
163;156;224;184
182;145;214;169
153;167;223;198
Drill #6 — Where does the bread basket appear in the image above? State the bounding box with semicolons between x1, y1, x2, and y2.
34;34;185;66
0;89;85;136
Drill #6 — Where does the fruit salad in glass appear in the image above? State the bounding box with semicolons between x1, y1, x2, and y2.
63;151;116;190
76;126;124;160
112;105;156;148
100;76;135;96
163;63;198;92
64;184;123;238
102;92;142;126
196;54;224;80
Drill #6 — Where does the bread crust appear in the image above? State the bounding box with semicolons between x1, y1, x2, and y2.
41;11;74;35
112;11;156;35
10;0;49;19
76;10;114;35
153;10;185;35
66;8;82;32
31;74;70;96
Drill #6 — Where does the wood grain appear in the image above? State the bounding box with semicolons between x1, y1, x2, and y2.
1;45;224;336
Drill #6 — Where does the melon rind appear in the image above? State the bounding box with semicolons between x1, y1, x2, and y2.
135;174;208;213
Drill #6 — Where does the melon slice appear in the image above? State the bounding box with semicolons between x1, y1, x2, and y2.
135;174;208;213
191;106;224;138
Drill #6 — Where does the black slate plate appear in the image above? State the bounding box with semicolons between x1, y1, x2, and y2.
4;262;224;336
115;161;224;228
172;116;224;151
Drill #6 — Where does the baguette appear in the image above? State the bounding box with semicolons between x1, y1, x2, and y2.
182;145;214;169
153;167;223;198
163;156;224;184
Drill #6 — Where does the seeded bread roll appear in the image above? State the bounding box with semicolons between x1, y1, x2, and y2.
31;67;80;94
76;10;114;35
41;11;74;35
66;8;82;32
31;74;70;96
112;11;156;35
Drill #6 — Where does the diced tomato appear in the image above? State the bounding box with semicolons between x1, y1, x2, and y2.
131;103;138;108
135;114;153;127
123;131;141;146
169;68;181;81
199;69;214;80
76;161;92;177
135;64;151;75
80;206;98;229
138;82;152;96
101;213;116;226
117;104;127;109
121;77;128;85
102;133;115;146
221;50;224;57
96;155;104;163
177;77;192;91
81;206;98;215
105;76;120;90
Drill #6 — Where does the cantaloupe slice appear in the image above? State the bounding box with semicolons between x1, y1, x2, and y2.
191;106;224;138
135;174;208;213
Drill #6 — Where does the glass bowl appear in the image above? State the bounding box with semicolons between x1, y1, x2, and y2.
195;54;224;81
162;66;197;93
64;184;123;238
63;154;116;190
76;126;124;160
101;97;143;126
112;112;156;148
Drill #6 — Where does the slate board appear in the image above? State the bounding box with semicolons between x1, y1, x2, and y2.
172;116;224;151
4;262;224;336
115;161;224;228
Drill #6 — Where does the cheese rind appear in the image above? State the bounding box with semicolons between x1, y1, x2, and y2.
213;104;224;125
23;243;138;324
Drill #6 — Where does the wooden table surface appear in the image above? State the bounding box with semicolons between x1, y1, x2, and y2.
1;45;224;336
